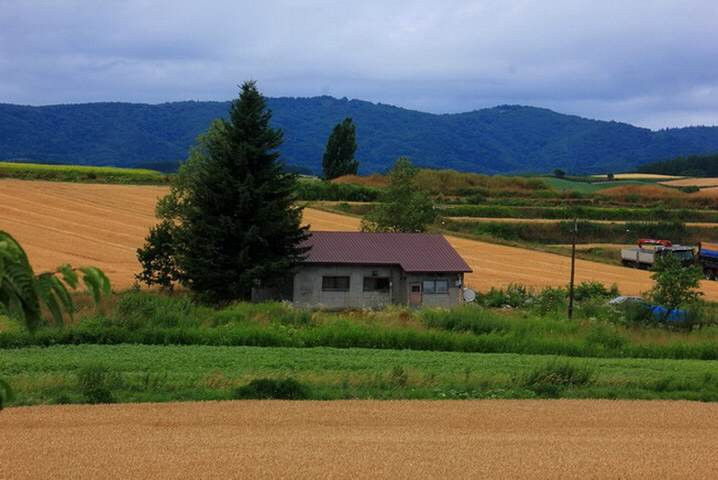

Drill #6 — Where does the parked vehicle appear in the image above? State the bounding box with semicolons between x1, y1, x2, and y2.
698;242;718;280
620;239;695;269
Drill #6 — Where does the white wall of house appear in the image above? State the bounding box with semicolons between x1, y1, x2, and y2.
292;264;464;309
293;264;402;309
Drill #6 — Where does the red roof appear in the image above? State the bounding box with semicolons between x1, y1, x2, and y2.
302;231;472;273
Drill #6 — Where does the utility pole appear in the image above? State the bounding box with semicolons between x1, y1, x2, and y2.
568;217;577;320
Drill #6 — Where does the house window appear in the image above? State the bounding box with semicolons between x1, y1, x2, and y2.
322;276;350;292
363;277;390;292
423;279;449;294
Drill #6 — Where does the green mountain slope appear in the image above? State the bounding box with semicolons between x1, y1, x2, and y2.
1;97;717;174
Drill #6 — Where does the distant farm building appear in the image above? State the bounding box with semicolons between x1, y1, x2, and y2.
255;231;472;309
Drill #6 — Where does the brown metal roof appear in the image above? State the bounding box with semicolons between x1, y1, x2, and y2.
302;231;472;273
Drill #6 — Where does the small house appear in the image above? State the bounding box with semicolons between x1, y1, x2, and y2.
289;231;472;309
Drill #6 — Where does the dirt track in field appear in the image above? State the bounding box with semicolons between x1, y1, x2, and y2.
2;399;718;479
4;179;718;298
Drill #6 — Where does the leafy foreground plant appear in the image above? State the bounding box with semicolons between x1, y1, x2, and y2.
233;378;310;400
0;378;13;410
521;359;595;398
0;230;111;331
77;365;115;404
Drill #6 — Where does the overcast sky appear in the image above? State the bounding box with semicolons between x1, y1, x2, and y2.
1;0;716;129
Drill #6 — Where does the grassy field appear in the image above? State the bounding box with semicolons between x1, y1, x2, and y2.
0;161;170;184
4;343;718;406
5;291;718;360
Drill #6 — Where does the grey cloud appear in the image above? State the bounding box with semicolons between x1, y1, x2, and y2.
0;0;716;128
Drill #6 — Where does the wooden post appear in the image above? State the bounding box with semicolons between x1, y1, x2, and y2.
568;218;577;320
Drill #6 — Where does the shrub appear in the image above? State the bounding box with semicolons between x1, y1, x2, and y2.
0;378;13;410
521;359;594;397
477;283;532;308
295;181;380;201
233;378;310;400
532;287;566;315
573;281;615;301
389;366;409;387
77;365;115;404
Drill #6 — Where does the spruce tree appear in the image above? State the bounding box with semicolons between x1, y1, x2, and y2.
321;117;358;179
138;81;309;302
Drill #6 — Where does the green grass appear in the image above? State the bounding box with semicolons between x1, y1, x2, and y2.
3;344;718;406
0;161;170;184
4;292;718;361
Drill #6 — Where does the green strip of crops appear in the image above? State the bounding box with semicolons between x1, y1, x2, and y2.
3;344;718;406
0;161;169;184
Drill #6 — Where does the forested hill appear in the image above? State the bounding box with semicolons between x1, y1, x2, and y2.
2;97;718;174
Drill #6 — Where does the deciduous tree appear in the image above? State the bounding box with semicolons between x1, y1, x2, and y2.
361;157;436;232
649;253;703;310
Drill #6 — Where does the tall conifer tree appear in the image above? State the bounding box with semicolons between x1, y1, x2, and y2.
137;81;309;302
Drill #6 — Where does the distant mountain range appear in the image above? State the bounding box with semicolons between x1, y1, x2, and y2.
2;97;718;174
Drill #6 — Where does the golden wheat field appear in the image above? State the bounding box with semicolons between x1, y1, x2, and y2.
4;178;718;298
2;399;718;479
661;177;718;188
593;173;681;180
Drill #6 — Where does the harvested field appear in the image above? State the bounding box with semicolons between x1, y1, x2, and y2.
601;173;680;179
331;173;389;188
2;399;718;479
4;179;718;298
598;184;682;200
0;179;165;288
661;177;718;188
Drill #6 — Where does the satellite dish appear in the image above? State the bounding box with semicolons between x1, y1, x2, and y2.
462;288;476;303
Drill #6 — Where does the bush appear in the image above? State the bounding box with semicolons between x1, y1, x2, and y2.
77;365;115;404
0;378;13;410
521;359;594;397
573;281;617;301
532;287;567;314
477;283;532;308
233;377;309;400
295;181;380;201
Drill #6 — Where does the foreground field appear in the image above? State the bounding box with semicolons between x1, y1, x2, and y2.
4;179;718;298
4;344;718;405
2;399;717;479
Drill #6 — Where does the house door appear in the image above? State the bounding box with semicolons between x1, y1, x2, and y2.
409;283;422;307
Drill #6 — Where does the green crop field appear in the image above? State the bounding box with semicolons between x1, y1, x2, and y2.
0;161;169;184
3;344;718;406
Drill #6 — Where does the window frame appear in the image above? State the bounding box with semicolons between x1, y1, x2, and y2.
422;279;450;295
321;276;350;292
363;277;391;293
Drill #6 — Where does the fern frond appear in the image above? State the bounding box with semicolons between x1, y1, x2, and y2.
57;264;78;289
